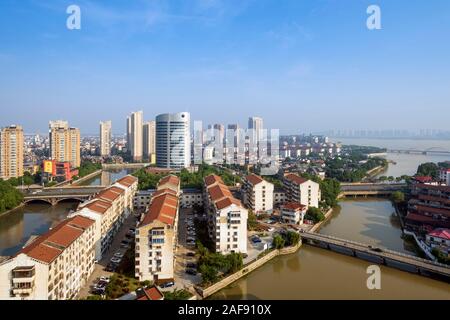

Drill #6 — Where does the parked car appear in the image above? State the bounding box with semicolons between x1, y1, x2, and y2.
113;252;124;259
99;276;110;283
186;252;196;257
92;288;105;295
251;236;262;244
160;282;174;289
110;257;122;264
186;263;197;269
185;269;197;276
104;264;117;272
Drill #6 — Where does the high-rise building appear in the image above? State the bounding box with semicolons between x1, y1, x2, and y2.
156;112;191;169
126;111;143;162
0;125;24;180
100;121;112;157
248;116;264;144
49;121;80;168
143;121;156;163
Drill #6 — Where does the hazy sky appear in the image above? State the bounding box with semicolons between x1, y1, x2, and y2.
1;0;450;134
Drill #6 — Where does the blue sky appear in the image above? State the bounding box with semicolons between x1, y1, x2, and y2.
1;0;450;134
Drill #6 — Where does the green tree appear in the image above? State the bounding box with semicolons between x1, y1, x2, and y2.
199;264;219;284
247;210;258;231
391;191;405;204
272;235;286;249
226;252;243;273
0;179;24;214
416;163;439;179
306;207;325;224
285;231;300;246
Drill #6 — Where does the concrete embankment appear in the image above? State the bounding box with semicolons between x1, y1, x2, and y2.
196;242;302;299
71;170;103;186
309;208;334;233
0;203;25;218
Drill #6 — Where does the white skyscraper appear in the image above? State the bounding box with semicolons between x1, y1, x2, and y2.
248;116;264;143
126;111;143;162
156;112;191;169
100;121;112;157
143;120;156;163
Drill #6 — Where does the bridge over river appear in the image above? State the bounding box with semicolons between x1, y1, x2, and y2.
21;186;104;205
301;232;450;282
339;183;407;198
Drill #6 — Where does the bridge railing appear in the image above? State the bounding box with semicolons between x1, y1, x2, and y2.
303;232;450;269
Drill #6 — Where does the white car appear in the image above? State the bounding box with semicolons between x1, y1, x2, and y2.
110;257;122;264
114;252;124;259
99;276;110;283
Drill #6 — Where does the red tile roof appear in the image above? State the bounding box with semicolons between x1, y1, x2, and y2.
216;197;242;210
282;202;307;211
414;176;434;183
415;205;450;217
137;286;164;301
204;174;223;186
245;174;264;186
84;199;112;214
116;175;138;187
284;173;308;185
97;186;124;202
19;216;94;264
208;184;232;202
428;228;450;240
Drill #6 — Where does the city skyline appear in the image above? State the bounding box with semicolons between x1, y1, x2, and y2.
1;0;450;134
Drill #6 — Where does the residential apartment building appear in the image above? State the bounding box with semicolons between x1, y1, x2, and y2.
143;121;156;164
49;121;80;168
135;175;180;283
204;175;248;254
73;175;137;260
406;182;450;233
127;111;144;162
242;174;274;214
156;112;191;169
0;215;95;300
425;228;450;256
283;173;321;208
100;121;112;157
0;125;24;180
281;202;307;225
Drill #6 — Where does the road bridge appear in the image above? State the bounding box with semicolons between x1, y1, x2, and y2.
301;232;450;282
21;186;104;206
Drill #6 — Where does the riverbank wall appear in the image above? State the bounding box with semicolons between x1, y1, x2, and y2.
71;170;103;186
0;203;25;218
310;208;334;233
195;242;302;299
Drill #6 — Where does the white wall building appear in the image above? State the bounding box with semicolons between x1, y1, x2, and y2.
204;175;248;254
156;112;191;169
0;216;95;300
281;202;307;225
283;173;321;209
127;111;144;162
135;175;180;283
99;120;112;157
242;174;274;214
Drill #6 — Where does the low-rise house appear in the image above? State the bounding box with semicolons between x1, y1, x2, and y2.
281;202;307;225
242;174;274;214
426;228;450;256
204;175;248;254
136;286;164;300
0;216;95;300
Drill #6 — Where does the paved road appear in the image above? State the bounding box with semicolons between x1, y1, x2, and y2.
77;213;140;299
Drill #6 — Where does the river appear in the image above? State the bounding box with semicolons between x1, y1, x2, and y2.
337;138;450;178
0;169;133;257
212;139;450;300
212;199;450;300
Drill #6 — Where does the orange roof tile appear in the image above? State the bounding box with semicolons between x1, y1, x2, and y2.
282;202;307;211
116;175;138;187
245;174;264;186
204;174;223;186
215;197;242;210
284;173;308;185
84;199;112;214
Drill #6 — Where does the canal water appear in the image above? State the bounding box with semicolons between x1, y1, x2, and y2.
0;169;133;257
337;138;450;178
212;199;450;300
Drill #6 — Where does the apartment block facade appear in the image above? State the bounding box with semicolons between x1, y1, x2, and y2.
283;173;321;209
49;121;80;168
0;125;24;180
204;175;248;254
135;175;180;283
242;174;274;214
0;216;95;300
281;202;307;225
